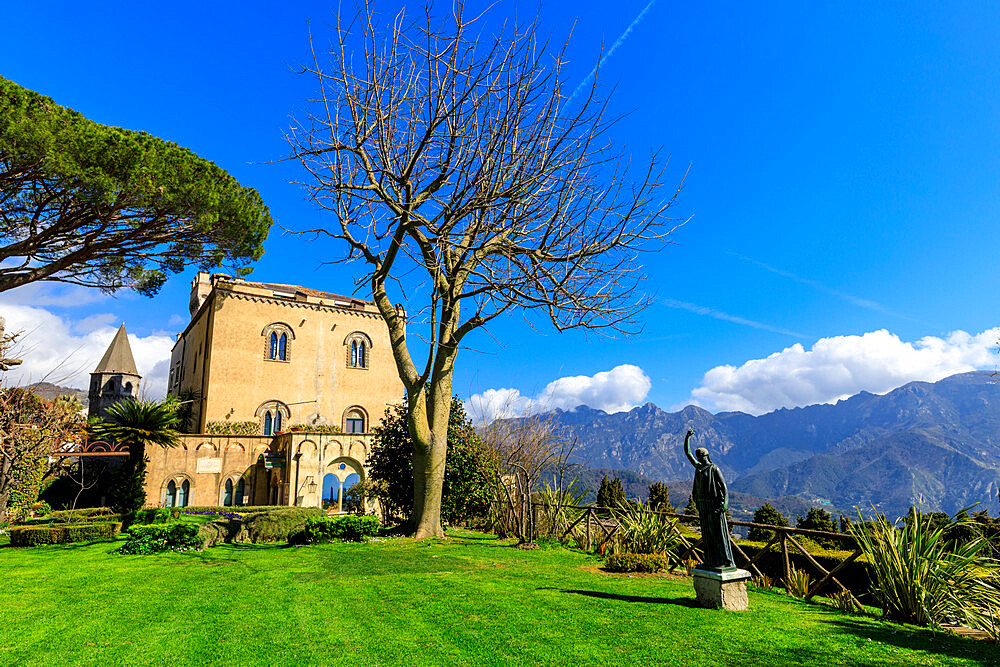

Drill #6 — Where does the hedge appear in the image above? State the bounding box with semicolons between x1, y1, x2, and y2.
604;552;673;573
303;515;380;543
735;540;872;598
9;522;122;547
46;507;117;519
118;523;203;554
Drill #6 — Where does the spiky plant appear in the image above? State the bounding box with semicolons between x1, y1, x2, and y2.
783;566;811;599
849;508;1000;634
538;476;587;536
612;499;683;560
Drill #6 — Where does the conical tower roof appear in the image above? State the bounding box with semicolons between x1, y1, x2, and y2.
93;324;139;376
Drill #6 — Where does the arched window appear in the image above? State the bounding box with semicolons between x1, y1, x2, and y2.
178;480;190;507
264;411;273;435
274;410;282;433
235;478;246;506
223;479;234;506
344;332;372;369
165;480;177;507
262;323;294;362
124;382;132;394
344;407;366;434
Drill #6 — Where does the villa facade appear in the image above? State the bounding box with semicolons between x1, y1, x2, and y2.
89;272;405;511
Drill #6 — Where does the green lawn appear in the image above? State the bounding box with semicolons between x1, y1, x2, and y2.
0;530;993;666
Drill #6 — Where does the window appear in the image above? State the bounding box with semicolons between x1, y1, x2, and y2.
345;332;372;369
344;407;366;433
165;480;177;507
263;323;294;361
178;480;190;507
263;410;283;435
222;479;234;506
235;478;246;506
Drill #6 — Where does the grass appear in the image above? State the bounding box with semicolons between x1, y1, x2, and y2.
0;529;995;666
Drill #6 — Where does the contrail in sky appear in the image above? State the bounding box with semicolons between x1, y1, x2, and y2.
565;0;658;107
660;298;809;339
727;252;920;322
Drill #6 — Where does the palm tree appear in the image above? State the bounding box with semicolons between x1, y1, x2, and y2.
90;399;180;519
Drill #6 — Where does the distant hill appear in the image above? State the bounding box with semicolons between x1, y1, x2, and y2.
27;382;88;404
542;371;1000;519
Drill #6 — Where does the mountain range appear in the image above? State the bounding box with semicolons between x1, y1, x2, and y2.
548;371;1000;519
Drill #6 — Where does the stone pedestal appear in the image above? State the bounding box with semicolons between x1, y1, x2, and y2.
692;568;751;611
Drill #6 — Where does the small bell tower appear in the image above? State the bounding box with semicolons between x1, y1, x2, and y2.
88;324;141;419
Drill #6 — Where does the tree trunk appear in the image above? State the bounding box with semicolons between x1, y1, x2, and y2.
0;456;13;517
411;425;448;539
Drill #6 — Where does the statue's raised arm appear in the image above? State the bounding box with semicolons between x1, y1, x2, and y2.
683;428;699;467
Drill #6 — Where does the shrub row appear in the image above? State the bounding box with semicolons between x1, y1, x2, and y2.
735;540;872;598
303;515;380;543
604;552;672;573
9;522;122;547
46;507;117;519
118;523;203;555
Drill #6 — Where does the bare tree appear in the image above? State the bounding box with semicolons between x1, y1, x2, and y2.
0;387;86;518
478;410;578;542
287;2;685;537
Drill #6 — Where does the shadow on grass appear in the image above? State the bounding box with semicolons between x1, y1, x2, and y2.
548;588;701;607
824;616;996;663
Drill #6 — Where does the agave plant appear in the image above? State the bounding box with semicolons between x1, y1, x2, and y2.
849;508;1000;634
612;499;683;560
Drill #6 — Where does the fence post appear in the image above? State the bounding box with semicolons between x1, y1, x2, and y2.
586;509;592;551
780;532;790;583
531;503;538;541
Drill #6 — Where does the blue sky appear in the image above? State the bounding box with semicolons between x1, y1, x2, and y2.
3;1;999;417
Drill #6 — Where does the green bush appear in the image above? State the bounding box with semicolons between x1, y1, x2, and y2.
46;507;116;519
605;552;672;573
117;523;203;555
9;522;122;546
165;505;289;519
303;515;380;543
242;507;324;543
135;508;173;524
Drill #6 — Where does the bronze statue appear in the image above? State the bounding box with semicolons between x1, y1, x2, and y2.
684;429;735;570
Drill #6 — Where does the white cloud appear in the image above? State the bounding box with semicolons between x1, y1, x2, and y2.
467;364;652;423
688;328;1000;415
0;303;174;399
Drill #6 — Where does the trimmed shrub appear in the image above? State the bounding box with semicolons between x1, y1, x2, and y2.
243;507;325;543
165;505;290;519
736;540;871;598
117;523;203;555
46;507;116;519
303;515;380;543
9;522;122;546
135;508;173;524
605;552;672;573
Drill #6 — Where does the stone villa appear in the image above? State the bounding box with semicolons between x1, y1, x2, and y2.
89;272;404;510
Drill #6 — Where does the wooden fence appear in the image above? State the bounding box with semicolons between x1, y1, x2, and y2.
531;503;865;611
